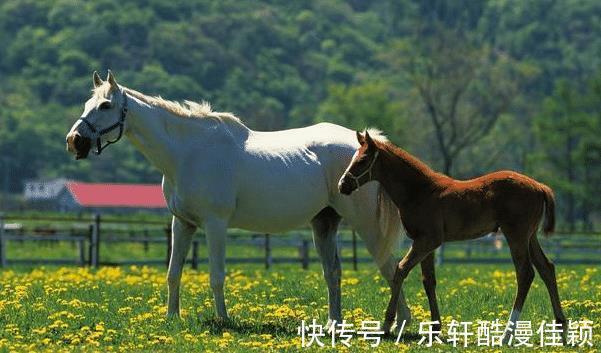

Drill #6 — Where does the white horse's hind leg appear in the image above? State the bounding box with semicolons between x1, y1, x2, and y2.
311;207;343;325
204;217;229;320
167;217;196;317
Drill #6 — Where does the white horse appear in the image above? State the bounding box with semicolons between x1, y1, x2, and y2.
66;71;412;327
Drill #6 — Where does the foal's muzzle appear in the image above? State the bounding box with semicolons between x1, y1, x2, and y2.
338;175;356;195
66;132;91;160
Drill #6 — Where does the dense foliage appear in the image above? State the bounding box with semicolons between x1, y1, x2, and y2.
0;0;599;229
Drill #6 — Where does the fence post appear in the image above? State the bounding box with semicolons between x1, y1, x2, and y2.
89;214;101;268
143;229;149;253
165;223;172;268
191;239;199;270
352;230;358;271
301;238;309;270
78;238;85;266
0;213;5;267
264;234;272;270
466;241;472;260
88;224;93;266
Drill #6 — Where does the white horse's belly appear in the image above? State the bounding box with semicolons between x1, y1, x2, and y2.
228;202;324;233
228;161;329;233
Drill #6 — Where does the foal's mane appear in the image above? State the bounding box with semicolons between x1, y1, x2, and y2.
93;83;244;127
370;131;439;179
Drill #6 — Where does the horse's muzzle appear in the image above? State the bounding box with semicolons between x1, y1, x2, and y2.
66;132;91;160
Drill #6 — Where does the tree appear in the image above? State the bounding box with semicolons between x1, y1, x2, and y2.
316;81;406;141
532;79;600;230
382;27;535;175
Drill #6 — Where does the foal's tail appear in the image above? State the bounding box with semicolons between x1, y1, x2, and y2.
540;184;556;236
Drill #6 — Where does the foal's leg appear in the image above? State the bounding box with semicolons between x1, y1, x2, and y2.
311;207;343;325
421;252;441;331
379;257;412;329
502;233;535;343
384;242;437;333
529;236;567;338
204;217;229;320
167;216;196;317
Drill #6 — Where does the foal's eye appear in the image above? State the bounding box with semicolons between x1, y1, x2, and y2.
98;101;112;110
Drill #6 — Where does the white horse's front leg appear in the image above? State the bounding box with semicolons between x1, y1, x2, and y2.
204;217;228;320
167;216;196;317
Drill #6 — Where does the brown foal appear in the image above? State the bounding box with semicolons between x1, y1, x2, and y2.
338;130;566;341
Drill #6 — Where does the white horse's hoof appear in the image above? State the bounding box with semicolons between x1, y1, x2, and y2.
166;313;180;320
325;319;341;332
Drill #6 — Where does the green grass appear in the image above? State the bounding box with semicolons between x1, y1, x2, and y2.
0;262;598;352
0;214;599;351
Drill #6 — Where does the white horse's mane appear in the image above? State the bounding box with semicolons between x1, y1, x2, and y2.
365;128;389;143
93;83;243;126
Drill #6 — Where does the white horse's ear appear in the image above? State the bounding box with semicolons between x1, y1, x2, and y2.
106;70;118;89
93;71;103;88
356;131;366;145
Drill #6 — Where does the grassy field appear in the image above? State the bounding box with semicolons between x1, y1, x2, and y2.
0;262;598;353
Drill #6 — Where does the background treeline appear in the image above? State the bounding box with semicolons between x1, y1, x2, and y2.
0;0;599;230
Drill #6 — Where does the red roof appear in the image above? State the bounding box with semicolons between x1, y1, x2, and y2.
66;182;166;208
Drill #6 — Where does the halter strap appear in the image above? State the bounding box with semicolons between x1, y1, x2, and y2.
346;150;379;190
78;90;128;155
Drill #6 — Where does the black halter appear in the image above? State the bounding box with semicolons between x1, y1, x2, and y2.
78;91;128;155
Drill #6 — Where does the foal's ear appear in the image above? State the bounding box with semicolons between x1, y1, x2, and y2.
106;70;118;89
364;130;375;147
93;71;103;88
356;131;366;145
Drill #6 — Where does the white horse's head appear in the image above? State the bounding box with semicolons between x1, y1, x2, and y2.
66;70;128;159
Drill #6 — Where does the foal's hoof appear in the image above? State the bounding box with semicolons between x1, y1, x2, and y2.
398;316;412;328
501;331;512;346
383;320;395;335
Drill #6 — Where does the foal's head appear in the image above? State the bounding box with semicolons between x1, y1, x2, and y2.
338;130;381;195
66;70;128;159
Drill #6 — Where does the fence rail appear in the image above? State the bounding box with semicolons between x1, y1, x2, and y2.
0;213;600;269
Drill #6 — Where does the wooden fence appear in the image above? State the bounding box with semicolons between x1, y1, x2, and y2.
0;213;600;269
0;213;366;269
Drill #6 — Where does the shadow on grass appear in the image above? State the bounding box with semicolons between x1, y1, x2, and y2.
193;317;435;342
383;331;430;343
196;317;298;337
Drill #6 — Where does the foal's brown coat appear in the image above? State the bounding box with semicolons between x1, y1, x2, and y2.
338;131;566;337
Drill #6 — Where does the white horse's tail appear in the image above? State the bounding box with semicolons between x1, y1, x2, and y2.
374;185;402;267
